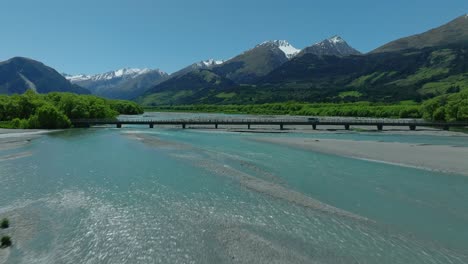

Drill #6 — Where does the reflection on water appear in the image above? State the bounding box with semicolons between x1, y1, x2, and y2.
0;127;467;263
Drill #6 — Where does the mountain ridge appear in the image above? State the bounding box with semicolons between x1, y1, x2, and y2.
65;68;169;99
372;14;468;53
0;57;90;95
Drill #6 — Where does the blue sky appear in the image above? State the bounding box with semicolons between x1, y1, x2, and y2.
0;0;466;74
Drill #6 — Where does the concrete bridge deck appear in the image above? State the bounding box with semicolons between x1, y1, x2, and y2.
71;118;468;131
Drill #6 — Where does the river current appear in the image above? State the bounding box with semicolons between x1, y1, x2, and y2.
1;113;467;263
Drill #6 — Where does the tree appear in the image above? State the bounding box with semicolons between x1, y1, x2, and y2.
28;104;71;129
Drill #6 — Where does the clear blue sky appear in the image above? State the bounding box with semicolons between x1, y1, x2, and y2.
0;0;466;74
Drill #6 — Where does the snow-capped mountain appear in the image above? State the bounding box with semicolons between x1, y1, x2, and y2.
256;40;301;59
196;59;225;67
65;68;163;83
64;68;169;99
298;36;361;57
171;59;225;77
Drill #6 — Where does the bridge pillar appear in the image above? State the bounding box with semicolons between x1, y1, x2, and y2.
409;125;416;131
248;124;251;129
149;124;154;128
280;124;284;130
312;124;317;130
377;124;383;131
215;124;218;129
116;123;122;128
443;125;450;131
344;124;350;130
182;124;186;129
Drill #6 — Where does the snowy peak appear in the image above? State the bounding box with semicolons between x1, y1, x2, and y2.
196;59;225;67
313;35;349;47
257;40;301;59
170;58;225;77
65;68;167;83
299;36;361;57
327;35;345;44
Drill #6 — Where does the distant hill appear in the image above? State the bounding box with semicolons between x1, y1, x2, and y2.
372;14;468;53
65;68;169;99
0;57;89;95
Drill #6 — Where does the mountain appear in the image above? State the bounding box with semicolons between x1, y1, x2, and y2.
298;36;361;57
254;43;468;101
0;57;90;95
137;69;235;105
140;43;468;105
139;40;300;105
66;68;169;99
134;14;468;106
210;40;300;84
372;14;468;53
171;59;225;78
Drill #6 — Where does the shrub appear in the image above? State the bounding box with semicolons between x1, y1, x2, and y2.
0;219;8;229
0;236;11;248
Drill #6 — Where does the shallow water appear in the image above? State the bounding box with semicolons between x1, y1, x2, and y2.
1;126;468;263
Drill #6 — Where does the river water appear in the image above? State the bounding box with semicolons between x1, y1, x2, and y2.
0;113;467;263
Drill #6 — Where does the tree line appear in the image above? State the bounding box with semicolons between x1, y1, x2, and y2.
421;89;468;121
0;90;143;129
147;89;468;122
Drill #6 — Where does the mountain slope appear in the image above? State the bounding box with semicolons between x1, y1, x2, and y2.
137;69;235;105
0;57;90;95
66;68;169;99
211;40;299;84
298;36;361;57
372;14;468;53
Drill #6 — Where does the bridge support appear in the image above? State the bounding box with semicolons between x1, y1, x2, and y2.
116;123;122;128
182;124;186;129
280;124;284;130
443;125;450;131
149;124;154;128
377;124;383;131
215;124;218;129
312;124;317;130
248;124;251;129
409;125;416;131
344;124;350;130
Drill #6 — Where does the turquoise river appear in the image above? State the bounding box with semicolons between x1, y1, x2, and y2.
1;113;468;264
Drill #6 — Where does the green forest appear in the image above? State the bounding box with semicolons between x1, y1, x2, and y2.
0;90;143;129
0;89;466;130
147;89;468;121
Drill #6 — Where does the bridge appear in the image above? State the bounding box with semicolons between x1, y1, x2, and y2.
71;118;468;131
